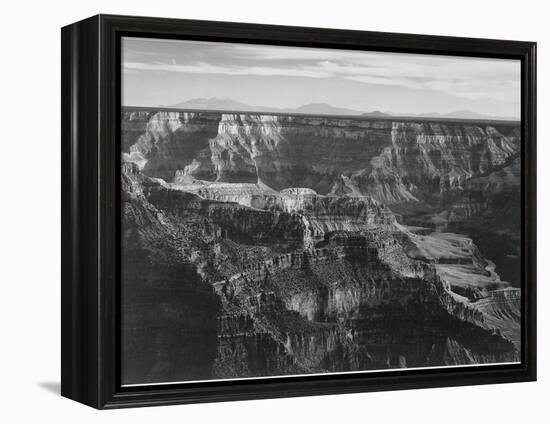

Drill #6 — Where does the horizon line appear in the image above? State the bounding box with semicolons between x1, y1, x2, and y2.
121;104;521;125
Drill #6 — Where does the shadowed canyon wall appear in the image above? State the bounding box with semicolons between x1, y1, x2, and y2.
121;109;521;385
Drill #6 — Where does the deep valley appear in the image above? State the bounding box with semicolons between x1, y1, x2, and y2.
121;107;521;385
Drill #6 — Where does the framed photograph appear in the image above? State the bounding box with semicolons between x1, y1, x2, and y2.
61;14;536;409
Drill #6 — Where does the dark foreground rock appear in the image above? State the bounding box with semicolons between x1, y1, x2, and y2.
121;149;520;384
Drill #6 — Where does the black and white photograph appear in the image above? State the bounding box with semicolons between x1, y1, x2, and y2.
120;37;523;386
0;0;544;420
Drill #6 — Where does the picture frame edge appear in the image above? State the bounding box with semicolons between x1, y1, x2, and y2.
61;14;537;410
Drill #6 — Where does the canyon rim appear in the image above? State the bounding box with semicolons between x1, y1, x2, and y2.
120;37;522;386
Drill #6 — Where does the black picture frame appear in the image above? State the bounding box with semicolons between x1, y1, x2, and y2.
61;14;537;409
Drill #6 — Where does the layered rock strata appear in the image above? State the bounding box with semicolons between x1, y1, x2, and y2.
120;109;521;385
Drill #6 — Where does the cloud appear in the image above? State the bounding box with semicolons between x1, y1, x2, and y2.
123;37;520;111
231;45;371;62
124;61;332;78
308;58;520;102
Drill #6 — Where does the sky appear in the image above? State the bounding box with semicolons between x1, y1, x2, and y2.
122;37;521;119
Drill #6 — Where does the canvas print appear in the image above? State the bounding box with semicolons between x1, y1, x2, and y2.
120;37;521;386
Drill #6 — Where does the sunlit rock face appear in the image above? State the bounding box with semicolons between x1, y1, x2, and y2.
122;110;519;201
120;109;521;385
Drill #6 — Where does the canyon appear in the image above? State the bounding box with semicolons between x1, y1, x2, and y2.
121;107;521;385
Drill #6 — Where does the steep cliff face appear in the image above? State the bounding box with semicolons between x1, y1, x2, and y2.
122;109;519;203
121;152;520;385
124;111;220;181
121;162;221;384
122;109;521;282
168;181;395;243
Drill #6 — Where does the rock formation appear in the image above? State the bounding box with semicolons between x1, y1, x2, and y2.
120;108;521;385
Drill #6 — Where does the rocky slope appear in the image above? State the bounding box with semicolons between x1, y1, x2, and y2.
123;108;521;284
122;109;519;199
121;138;521;385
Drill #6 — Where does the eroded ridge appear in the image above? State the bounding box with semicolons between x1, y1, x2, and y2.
121;110;521;385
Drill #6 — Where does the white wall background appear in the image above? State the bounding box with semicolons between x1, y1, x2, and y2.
1;0;546;421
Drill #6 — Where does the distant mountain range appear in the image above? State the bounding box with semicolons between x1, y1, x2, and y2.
292;103;362;116
405;110;509;120
170;98;252;111
169;98;362;116
164;98;517;121
361;110;392;117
